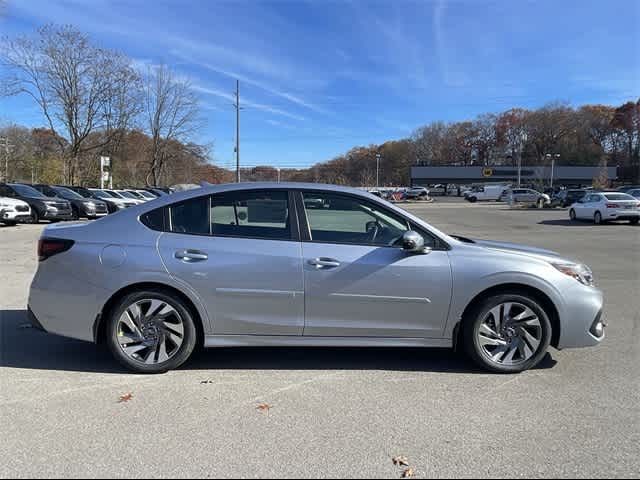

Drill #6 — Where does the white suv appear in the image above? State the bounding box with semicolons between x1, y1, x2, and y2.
570;192;640;224
0;196;32;225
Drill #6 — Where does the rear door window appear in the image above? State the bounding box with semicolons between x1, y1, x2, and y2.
210;190;291;240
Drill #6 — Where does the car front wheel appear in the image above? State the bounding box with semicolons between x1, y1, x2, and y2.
569;209;577;220
462;293;552;373
106;289;198;374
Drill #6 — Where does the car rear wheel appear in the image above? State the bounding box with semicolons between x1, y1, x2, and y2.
71;206;80;220
569;209;577;220
31;209;40;224
462;293;552;373
469;196;478;203
631;218;639;225
594;211;603;224
106;289;198;374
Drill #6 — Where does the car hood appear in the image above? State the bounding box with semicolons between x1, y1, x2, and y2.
451;235;565;262
0;197;30;207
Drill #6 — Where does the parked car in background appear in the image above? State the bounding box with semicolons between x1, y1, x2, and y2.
552;189;589;208
127;189;158;201
506;188;551;208
89;189;137;210
405;187;430;199
465;184;509;202
0;196;31;225
121;190;150;202
32;184;108;220
627;189;640;199
66;186;119;214
617;185;640;193
112;189;146;205
569;192;640;224
28;182;605;375
0;183;72;223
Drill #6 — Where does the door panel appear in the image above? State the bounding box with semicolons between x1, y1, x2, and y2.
302;243;452;338
159;234;304;335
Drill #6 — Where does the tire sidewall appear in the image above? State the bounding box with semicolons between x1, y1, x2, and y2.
106;290;197;374
594;211;602;224
569;209;576;220
463;293;552;373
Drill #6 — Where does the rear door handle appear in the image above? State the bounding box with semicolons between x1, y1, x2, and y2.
175;249;208;262
308;257;341;269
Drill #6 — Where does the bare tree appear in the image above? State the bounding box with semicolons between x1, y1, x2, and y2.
143;64;201;186
1;25;141;184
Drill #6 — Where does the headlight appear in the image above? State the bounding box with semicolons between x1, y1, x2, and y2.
552;263;595;287
83;201;96;208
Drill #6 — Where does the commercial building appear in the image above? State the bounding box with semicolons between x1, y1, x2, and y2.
410;165;618;187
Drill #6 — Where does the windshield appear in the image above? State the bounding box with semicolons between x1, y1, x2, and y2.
117;191;138;199
105;190;125;199
53;186;84;200
604;193;635;201
10;184;46;198
93;190;114;200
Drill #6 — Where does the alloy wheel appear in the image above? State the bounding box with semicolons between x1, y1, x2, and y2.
116;299;185;365
477;302;543;367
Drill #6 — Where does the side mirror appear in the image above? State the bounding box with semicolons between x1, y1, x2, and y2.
402;231;431;254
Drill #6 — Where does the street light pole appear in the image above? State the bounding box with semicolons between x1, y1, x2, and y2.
375;153;381;188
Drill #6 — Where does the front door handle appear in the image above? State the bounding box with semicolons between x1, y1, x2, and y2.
175;249;208;262
308;257;341;269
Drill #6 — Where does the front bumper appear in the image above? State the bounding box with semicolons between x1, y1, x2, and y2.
43;209;73;220
2;210;32;222
557;285;605;349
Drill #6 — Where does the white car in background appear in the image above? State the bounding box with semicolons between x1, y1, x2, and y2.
0;196;32;225
89;189;137;210
569;192;640;224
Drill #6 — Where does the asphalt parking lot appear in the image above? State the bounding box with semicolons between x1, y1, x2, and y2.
1;200;638;478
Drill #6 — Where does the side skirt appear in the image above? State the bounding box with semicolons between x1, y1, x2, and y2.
204;335;452;349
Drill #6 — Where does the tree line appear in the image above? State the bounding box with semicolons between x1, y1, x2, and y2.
1;25;638;188
1;25;212;187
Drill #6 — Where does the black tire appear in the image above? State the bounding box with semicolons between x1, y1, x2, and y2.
461;292;552;373
469;196;478;203
31;209;40;224
594;211;603;225
105;289;198;374
71;206;80;220
1;220;17;226
630;218;639;225
569;209;577;221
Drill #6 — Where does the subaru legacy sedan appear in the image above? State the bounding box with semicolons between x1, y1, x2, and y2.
28;183;605;374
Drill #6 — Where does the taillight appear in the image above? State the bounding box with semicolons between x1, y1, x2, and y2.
606;203;620;209
38;238;74;261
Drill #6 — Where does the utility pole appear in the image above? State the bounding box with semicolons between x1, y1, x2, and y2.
0;137;14;182
234;79;241;183
376;153;381;188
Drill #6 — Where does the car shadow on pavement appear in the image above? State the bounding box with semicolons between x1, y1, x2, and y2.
538;219;598;227
1;309;557;375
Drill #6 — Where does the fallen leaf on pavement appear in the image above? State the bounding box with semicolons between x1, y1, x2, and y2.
118;393;134;403
200;380;213;384
402;467;415;478
393;456;409;467
256;402;272;413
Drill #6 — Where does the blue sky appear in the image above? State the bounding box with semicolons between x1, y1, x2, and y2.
1;0;638;169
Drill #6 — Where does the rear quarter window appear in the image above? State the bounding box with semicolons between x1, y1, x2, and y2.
140;207;166;231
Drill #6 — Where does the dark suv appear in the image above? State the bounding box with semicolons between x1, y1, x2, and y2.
0;183;73;223
66;186;121;214
553;189;589;208
33;184;109;220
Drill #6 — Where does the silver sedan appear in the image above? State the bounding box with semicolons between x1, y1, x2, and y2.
28;183;605;373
